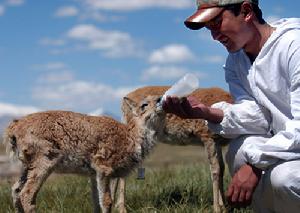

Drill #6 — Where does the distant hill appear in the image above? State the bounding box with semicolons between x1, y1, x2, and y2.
101;111;121;121
0;115;17;134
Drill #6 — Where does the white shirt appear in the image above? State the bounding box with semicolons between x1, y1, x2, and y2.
208;18;300;169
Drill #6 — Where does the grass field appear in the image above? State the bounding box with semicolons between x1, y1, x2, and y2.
0;141;253;212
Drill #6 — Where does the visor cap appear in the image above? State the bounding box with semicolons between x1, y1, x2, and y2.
185;0;259;30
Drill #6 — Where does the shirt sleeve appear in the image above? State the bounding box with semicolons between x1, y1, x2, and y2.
243;36;300;169
208;100;271;139
207;55;272;138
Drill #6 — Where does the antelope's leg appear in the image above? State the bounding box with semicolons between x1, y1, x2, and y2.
18;154;61;213
96;171;112;213
204;138;222;213
91;175;101;213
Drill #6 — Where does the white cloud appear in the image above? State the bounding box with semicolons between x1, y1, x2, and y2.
37;71;74;84
55;6;79;17
39;26;143;58
0;102;40;117
34;81;120;101
89;107;104;116
32;62;69;71
141;65;202;81
198;30;213;41
6;0;24;6
39;38;66;46
32;76;136;114
0;0;24;16
266;15;281;24
33;81;113;108
149;44;195;64
55;2;126;22
66;24;142;58
202;55;224;63
84;0;193;11
0;5;5;16
79;10;107;22
272;6;285;14
80;11;124;22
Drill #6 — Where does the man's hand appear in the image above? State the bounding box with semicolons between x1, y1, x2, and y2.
162;96;209;119
227;164;262;208
162;95;224;123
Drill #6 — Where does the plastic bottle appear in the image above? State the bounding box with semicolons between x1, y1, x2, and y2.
161;73;199;103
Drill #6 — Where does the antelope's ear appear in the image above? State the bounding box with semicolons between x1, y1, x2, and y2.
122;97;138;117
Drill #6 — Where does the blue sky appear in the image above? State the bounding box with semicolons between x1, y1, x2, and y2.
0;0;299;118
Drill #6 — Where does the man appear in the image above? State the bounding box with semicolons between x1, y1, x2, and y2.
162;0;300;212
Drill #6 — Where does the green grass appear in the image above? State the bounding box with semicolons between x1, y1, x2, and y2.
125;164;214;212
0;142;253;212
0;175;93;213
0;165;253;213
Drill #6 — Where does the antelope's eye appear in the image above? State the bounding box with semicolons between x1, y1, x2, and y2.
156;96;162;104
140;102;148;111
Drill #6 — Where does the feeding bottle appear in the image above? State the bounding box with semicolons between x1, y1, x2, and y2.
161;73;199;103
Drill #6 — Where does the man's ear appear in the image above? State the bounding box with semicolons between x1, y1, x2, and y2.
122;97;138;118
241;2;254;21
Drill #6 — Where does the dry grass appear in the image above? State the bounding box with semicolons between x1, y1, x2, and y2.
0;138;5;155
144;143;209;168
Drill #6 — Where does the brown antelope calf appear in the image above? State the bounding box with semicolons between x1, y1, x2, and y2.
118;86;233;213
3;95;165;213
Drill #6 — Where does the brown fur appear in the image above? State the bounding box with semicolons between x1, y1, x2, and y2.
118;86;233;213
3;96;166;213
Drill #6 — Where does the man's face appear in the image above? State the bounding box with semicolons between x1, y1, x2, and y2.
207;8;252;53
